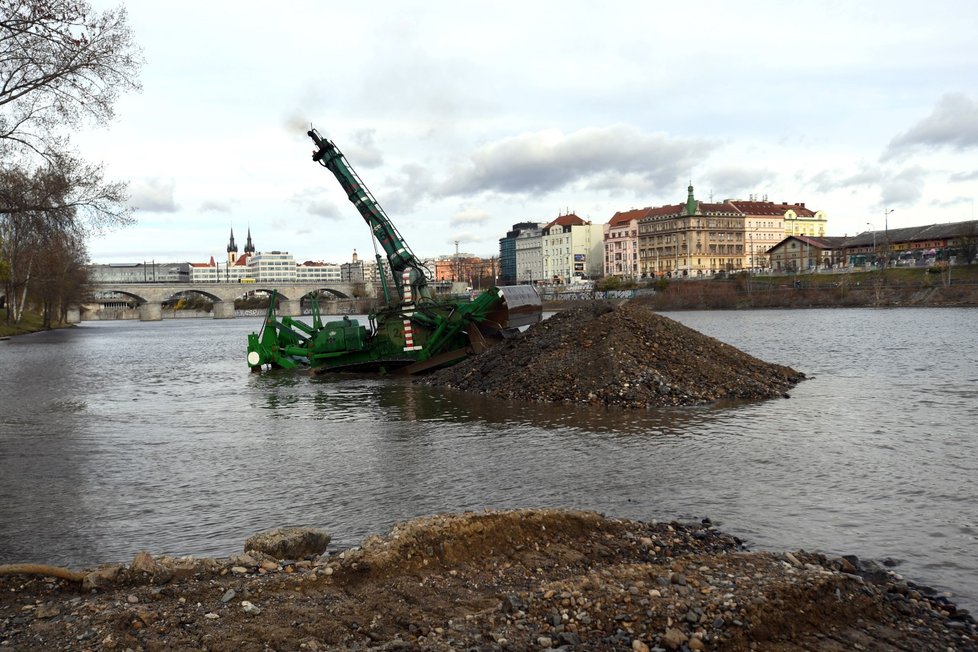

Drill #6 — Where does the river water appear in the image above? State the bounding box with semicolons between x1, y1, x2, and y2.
1;308;976;611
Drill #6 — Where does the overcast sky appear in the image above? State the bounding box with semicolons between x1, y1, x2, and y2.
78;0;978;265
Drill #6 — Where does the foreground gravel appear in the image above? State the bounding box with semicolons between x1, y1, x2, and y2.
1;509;974;651
420;302;805;408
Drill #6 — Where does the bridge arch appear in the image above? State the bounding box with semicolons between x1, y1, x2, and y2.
89;281;378;320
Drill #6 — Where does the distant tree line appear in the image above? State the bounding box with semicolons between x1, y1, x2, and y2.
0;0;142;327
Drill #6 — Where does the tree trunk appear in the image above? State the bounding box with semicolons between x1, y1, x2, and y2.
13;256;34;324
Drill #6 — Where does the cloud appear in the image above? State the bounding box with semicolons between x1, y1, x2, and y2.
886;93;978;157
346;129;384;168
380;163;435;215
931;195;974;209
450;208;490;227
808;165;883;192
704;166;777;198
200;199;231;213
950;170;978;182
448;231;489;246
880;167;927;206
128;178;178;213
305;198;343;219
438;125;716;198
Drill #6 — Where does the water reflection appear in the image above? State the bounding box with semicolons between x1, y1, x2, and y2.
308;372;727;437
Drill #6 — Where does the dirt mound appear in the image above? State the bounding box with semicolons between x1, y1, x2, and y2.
422;302;805;407
2;509;975;651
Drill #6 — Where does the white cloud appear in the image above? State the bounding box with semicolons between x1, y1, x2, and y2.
128;178;177;213
886;93;978;157
450;208;490;227
704;166;777;200
200;199;231;213
809;166;884;192
880;167;928;207
305;198;343;220
950;170;978;182
439;126;717;198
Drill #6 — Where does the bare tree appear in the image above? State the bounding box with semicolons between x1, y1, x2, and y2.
31;223;89;327
1;0;142;160
0;1;141;324
0;165;75;322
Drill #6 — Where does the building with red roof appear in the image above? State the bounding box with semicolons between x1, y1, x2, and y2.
634;186;825;277
541;213;603;283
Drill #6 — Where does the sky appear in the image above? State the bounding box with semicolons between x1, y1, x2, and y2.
76;0;978;265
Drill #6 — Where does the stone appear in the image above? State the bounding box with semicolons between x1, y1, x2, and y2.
34;603;60;619
670;573;687;586
688;637;705;650
244;527;331;560
131;551;159;575
557;632;581;646
137;609;158;626
221;589;236;603
632;639;650;652
82;565;121;591
662;628;688;650
241;600;262;615
501;594;523;614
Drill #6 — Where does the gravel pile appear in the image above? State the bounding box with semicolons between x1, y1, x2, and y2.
422;302;805;408
2;509;974;651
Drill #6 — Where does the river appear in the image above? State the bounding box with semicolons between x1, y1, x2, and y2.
1;308;976;611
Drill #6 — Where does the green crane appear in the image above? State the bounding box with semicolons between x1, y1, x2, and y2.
245;128;541;374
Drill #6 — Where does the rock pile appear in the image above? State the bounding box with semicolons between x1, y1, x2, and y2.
422;302;805;408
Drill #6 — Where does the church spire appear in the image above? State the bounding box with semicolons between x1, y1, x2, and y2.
685;182;697;216
244;227;255;255
227;227;238;266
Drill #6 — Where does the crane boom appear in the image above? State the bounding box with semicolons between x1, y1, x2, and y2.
307;128;430;303
245;128;542;375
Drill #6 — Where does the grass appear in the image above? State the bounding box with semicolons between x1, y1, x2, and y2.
745;263;978;289
0;309;72;337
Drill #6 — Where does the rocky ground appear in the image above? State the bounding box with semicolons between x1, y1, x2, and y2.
1;509;974;651
420;302;805;408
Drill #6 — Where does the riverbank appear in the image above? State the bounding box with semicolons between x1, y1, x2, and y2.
544;266;978;311
1;509;974;651
0;309;78;338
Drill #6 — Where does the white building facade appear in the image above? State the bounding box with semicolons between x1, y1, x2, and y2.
542;214;604;284
514;225;544;284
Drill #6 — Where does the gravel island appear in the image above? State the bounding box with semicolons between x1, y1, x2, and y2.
420;303;805;408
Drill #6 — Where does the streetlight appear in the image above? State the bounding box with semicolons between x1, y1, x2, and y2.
866;222;876;267
884;209;895;266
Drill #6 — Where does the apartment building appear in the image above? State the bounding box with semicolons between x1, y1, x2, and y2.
541;214;603;283
603;209;644;279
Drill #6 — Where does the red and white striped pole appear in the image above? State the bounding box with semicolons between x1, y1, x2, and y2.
401;269;422;351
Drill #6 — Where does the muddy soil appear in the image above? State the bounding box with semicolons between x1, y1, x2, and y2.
421;303;804;408
1;510;974;651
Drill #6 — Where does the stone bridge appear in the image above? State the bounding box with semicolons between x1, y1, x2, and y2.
91;281;378;321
